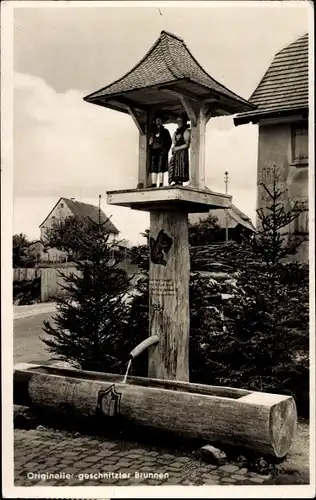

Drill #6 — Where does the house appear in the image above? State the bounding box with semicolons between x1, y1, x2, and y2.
189;205;256;244
28;240;69;264
38;197;120;262
234;33;309;262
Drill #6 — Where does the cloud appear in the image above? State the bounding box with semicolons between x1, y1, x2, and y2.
206;117;258;189
14;72;139;198
14;72;258;243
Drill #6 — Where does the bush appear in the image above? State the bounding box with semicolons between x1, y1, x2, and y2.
190;262;309;399
13;278;41;305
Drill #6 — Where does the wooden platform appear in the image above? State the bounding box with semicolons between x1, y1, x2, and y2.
107;185;232;213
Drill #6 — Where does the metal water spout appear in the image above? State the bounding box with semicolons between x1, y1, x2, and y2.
129;335;159;360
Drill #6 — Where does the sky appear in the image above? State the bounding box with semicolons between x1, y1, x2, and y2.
12;1;310;245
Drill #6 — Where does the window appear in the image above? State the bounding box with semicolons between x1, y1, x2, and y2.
291;123;308;165
292;200;308;235
60;203;64;208
293;210;308;234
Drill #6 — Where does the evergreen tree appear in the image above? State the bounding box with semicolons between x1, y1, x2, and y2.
253;163;307;266
13;233;32;268
41;205;132;372
188;166;309;408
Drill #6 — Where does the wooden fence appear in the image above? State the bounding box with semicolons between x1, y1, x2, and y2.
40;267;79;302
13;267;79;302
13;268;41;281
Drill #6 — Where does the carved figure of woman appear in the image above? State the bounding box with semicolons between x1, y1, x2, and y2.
148;115;172;188
168;113;191;186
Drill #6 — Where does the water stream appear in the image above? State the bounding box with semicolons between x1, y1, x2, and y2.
122;359;132;384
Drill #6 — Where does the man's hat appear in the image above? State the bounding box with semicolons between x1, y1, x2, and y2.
153;112;168;123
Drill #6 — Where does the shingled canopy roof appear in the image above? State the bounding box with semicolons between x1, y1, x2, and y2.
84;31;255;122
235;33;308;125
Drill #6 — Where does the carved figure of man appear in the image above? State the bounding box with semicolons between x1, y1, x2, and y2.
168;113;191;186
149;115;172;188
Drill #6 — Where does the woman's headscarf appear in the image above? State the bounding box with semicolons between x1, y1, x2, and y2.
177;112;189;133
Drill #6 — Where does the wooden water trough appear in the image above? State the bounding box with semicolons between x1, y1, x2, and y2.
14;363;297;458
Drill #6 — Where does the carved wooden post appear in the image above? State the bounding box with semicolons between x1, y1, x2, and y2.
148;210;190;381
190;104;206;189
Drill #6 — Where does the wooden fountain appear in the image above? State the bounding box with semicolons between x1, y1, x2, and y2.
14;31;297;458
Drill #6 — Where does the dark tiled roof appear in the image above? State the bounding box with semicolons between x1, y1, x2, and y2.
63;198;119;234
190;204;256;232
235;33;308;124
84;31;254;113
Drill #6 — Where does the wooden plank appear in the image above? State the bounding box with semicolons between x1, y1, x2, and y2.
14;363;41;371
19;368;297;457
206;105;215;123
137;110;155;189
108;96;148;112
106;186;231;210
138;129;148;189
159;89;198;125
159;87;200;103
40;267;79;302
179;97;197;126
149;210;190;381
20;365;251;398
126;106;145;135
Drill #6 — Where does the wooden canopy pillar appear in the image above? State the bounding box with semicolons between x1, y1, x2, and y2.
138;131;148;189
126;108;153;189
189;103;207;190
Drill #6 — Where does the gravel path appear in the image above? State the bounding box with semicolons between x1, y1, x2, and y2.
14;302;56;320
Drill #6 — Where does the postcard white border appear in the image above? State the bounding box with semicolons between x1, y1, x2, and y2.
1;1;315;498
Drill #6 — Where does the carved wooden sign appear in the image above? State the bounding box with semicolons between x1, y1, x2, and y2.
96;385;121;417
149;229;173;266
150;278;176;298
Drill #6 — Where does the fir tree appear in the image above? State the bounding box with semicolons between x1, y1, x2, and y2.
41;199;132;372
253;163;307;266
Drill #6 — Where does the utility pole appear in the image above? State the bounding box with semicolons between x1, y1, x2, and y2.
98;194;102;227
224;171;229;243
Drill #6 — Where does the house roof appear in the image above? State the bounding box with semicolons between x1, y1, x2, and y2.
190;204;256;232
39;197;119;234
84;30;255;121
234;33;308;125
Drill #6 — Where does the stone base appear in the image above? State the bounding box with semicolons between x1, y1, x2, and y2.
107;185;231;213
